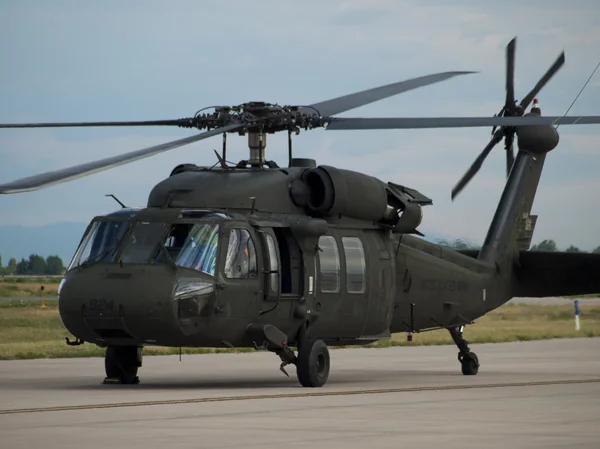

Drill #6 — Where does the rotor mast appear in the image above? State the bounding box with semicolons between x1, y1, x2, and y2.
248;131;267;167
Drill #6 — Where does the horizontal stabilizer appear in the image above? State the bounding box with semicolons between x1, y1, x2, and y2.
513;251;600;297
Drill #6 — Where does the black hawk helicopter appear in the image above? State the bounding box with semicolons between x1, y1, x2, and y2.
2;37;600;387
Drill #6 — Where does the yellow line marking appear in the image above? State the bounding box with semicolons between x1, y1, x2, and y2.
1;378;599;415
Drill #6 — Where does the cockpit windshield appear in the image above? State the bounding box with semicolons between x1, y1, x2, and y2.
120;222;170;263
69;220;131;269
68;217;222;277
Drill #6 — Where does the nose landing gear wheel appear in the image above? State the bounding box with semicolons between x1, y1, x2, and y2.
296;338;330;387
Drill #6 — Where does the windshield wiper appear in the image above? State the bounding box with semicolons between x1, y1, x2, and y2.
80;245;120;268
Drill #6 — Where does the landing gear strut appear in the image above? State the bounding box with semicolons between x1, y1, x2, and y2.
103;346;142;384
448;325;479;375
269;324;330;388
249;322;331;387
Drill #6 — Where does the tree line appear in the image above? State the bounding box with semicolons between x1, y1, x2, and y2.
528;240;600;253
0;254;66;275
437;238;600;253
1;239;599;276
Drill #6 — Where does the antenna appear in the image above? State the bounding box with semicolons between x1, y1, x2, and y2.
105;194;126;208
555;59;600;130
288;130;293;167
213;149;228;169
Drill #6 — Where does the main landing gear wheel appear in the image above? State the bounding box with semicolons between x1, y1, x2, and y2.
104;346;141;384
296;338;330;387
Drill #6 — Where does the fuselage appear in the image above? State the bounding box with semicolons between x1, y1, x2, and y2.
58;164;509;350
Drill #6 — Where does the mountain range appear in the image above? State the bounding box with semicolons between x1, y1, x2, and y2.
0;222;88;264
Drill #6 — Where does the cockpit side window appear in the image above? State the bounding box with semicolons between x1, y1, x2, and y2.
160;223;220;276
225;229;258;279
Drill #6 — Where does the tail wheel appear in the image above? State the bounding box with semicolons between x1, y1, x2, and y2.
296;338;330;387
459;351;480;376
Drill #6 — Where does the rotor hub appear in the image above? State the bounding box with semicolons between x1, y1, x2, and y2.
177;102;325;135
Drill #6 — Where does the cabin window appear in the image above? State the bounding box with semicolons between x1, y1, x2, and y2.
225;229;258;279
342;236;366;294
318;235;340;293
264;234;279;292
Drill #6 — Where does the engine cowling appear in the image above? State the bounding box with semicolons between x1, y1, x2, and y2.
301;166;387;220
289;165;431;233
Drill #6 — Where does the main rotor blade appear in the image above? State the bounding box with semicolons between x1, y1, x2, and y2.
0;124;240;194
325;114;600;130
304;71;477;117
519;51;565;111
451;130;504;200
0;119;188;129
505;38;516;109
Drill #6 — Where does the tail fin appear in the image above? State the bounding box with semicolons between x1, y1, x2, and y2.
477;99;561;267
449;38;564;268
477;148;547;266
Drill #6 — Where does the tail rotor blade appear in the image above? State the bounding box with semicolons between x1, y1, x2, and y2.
519;51;565;111
505;38;516;109
451;130;504;200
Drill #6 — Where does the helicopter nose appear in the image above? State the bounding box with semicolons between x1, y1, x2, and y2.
58;265;216;345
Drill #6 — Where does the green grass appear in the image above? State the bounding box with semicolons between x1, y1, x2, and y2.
0;277;60;297
1;276;62;284
1;299;599;360
369;302;600;348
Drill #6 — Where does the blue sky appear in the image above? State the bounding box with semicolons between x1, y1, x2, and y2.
0;0;599;250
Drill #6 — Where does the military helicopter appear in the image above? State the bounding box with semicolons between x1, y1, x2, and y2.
2;37;600;388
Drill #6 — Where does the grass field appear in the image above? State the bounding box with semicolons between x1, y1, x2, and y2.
1;298;599;360
0;276;61;297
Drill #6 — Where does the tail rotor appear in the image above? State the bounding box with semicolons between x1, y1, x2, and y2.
451;37;565;200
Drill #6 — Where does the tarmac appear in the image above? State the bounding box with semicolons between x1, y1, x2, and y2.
0;338;599;448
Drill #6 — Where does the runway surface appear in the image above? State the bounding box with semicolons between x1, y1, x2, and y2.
1;338;599;448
